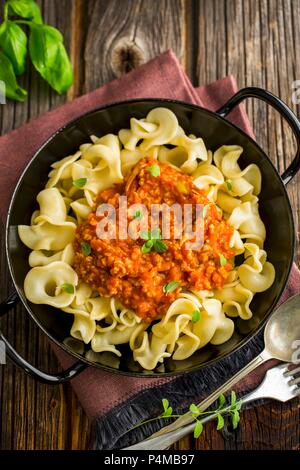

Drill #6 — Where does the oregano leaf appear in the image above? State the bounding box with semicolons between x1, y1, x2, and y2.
189;404;200;416
193;420;203;439
216;413;225;430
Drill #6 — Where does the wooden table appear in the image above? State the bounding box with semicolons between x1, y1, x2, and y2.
1;0;300;451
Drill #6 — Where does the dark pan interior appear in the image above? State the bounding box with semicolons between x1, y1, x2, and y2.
6;99;294;376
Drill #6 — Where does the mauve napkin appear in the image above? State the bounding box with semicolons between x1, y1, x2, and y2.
0;50;299;450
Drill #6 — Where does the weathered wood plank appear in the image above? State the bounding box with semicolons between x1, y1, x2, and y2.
83;0;185;90
1;0;300;451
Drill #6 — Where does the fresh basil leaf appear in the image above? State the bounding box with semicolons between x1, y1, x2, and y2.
191;310;201;323
0;21;27;75
81;241;91;256
219;254;227;267
29;23;73;94
0;51;27;101
60;283;74;294
163;280;180;293
154;240;168;253
7;0;43;24
148;164;160;177
193;420;203;439
73;177;87;188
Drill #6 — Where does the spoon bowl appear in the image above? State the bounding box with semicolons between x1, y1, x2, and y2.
264;292;300;362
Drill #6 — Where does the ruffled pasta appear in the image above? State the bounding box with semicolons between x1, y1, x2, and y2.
18;108;275;370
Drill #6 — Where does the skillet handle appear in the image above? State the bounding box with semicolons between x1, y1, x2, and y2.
216;86;300;185
0;291;87;384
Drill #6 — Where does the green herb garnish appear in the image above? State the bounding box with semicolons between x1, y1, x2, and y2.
0;0;73;102
124;390;242;440
193;420;204;438
153;239;168;253
219;254;227;267
226;179;233;192
140;228;167;254
141;240;154;253
134;210;143;220
73;178;87;188
81;241;91;256
60;283;74;294
163;280;180;293
161;398;173;417
192;310;201;323
148;164;160;177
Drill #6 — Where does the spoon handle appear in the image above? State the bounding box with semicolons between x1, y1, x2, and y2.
149;351;269;438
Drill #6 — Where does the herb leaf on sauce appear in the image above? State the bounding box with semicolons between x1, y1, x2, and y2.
81;241;91;256
148;164;160;177
141;240;154;253
134;210;143;220
219;254;227;267
140;227;167;254
163;280;180;293
154;240;168;253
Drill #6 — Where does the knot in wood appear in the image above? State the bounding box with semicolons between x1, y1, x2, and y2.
111;39;145;76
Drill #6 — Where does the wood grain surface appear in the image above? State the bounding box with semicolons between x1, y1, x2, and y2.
0;0;300;450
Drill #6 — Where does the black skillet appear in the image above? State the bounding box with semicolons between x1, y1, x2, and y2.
1;87;300;383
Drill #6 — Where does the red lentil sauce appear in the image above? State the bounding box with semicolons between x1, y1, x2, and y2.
73;157;235;322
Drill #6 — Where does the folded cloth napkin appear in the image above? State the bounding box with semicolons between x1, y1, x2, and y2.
0;50;299;450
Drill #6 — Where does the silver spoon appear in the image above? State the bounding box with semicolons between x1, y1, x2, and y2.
125;292;300;449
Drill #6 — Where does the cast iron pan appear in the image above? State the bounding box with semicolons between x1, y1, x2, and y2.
1;87;300;383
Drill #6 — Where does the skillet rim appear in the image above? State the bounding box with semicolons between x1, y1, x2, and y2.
5;97;296;377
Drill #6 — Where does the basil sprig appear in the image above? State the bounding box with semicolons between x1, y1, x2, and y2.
0;0;73;102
